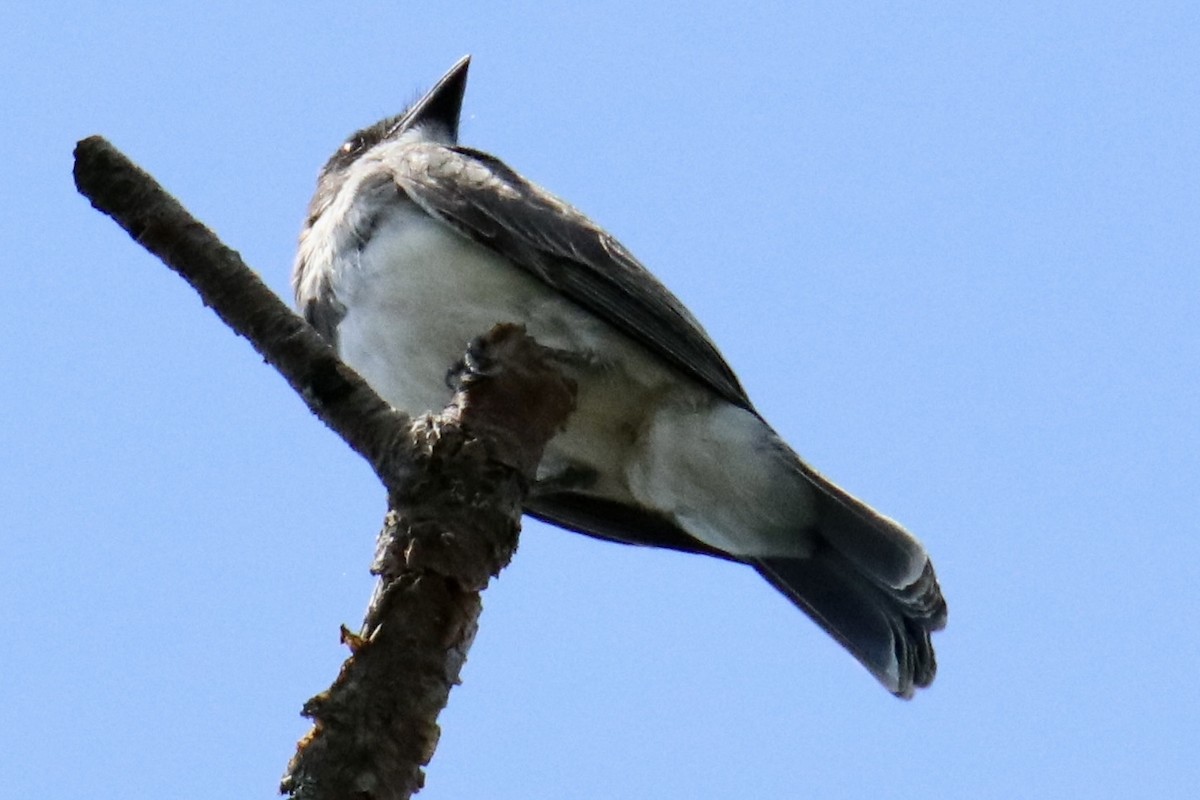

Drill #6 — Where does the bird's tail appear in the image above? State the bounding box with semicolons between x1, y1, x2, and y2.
754;465;947;698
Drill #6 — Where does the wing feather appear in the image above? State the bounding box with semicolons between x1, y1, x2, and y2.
387;142;753;410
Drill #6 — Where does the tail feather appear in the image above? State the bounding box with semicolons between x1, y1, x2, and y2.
756;471;947;698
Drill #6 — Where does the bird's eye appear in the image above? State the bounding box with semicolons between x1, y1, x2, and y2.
341;133;371;155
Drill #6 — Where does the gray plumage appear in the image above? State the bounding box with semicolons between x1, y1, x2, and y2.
293;56;947;697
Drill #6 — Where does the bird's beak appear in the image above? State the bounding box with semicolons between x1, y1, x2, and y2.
388;55;471;143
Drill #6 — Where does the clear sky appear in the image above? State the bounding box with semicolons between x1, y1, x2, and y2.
4;2;1198;798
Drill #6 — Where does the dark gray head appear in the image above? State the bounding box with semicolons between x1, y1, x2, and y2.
304;55;471;226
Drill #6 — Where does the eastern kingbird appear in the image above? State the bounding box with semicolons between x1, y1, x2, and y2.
293;56;947;697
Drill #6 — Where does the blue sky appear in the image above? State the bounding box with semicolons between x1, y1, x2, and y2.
4;2;1199;798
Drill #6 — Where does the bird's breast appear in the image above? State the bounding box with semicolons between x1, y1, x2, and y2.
300;196;814;558
323;201;688;500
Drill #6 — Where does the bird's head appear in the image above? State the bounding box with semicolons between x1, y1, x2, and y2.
303;55;471;227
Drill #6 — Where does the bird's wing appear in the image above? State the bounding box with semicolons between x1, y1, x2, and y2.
386;141;753;411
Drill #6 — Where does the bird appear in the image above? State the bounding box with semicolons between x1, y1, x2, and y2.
293;56;947;697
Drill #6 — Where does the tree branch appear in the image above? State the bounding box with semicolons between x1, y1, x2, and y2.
73;136;576;799
72;135;407;480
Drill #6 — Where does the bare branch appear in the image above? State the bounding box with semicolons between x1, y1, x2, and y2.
284;326;575;799
72;135;407;485
73;137;576;799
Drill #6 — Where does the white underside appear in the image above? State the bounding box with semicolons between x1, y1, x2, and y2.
300;199;817;557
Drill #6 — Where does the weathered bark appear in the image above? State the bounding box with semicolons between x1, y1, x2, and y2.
282;326;575;799
72;136;407;476
73;136;576;799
